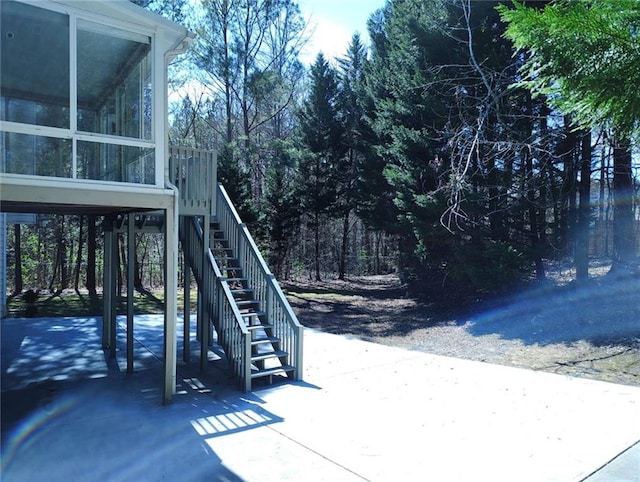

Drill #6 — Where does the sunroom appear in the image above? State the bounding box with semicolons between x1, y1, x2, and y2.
0;0;193;403
0;0;191;197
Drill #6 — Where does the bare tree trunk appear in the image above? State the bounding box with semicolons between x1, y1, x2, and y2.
375;231;382;275
61;216;71;291
560;119;577;257
611;136;634;271
338;211;350;280
525;153;546;281
314;212;321;282
575;130;591;281
118;234;125;296
599;146;607;221
37;222;44;288
134;234;146;293
525;151;545;281
49;216;66;294
49;243;59;293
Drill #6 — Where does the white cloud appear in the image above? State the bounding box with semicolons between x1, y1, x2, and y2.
300;13;354;65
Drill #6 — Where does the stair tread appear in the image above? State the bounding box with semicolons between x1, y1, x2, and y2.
179;219;300;390
241;309;266;317
246;323;273;331
251;349;287;362
236;299;260;306
251;336;279;346
230;288;253;293
251;365;295;378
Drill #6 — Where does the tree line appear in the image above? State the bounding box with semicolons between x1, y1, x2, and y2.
6;0;640;303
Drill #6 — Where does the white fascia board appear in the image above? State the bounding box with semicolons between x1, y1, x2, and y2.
46;0;193;52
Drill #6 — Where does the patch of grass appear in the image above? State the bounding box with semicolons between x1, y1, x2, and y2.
285;290;358;302
6;289;199;318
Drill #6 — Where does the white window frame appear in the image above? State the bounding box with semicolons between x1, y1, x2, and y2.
0;0;160;186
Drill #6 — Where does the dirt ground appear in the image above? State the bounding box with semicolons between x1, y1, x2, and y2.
283;269;640;387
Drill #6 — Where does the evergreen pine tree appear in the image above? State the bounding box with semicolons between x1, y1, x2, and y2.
297;54;345;281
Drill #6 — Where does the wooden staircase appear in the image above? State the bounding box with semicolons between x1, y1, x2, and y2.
177;183;303;391
169;147;302;391
208;221;297;383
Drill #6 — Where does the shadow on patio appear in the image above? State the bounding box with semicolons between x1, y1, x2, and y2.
0;315;287;482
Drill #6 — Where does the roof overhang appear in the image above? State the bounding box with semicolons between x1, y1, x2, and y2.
47;0;194;53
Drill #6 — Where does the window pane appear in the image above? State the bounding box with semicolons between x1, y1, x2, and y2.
77;24;152;140
77;141;154;184
0;1;70;128
1;132;72;178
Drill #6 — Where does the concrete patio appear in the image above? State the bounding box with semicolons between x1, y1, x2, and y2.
1;315;639;481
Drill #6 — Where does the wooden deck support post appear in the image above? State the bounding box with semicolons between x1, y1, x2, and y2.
200;215;210;371
109;225;118;358
196;240;202;344
183;231;191;363
127;214;135;374
163;202;179;404
102;219;113;350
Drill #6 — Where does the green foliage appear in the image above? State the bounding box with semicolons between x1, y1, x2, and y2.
498;0;640;138
262;139;302;277
155;0;639;294
364;0;452;246
365;0;516;288
297;54;344;217
450;239;529;292
339;34;398;234
216;143;258;226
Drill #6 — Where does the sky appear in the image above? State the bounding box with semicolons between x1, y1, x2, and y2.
170;0;386;101
297;0;386;64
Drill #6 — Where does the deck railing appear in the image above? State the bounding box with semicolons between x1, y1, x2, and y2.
180;215;252;391
169;146;216;216
215;183;304;381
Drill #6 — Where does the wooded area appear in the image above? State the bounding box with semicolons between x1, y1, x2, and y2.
5;0;640;302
